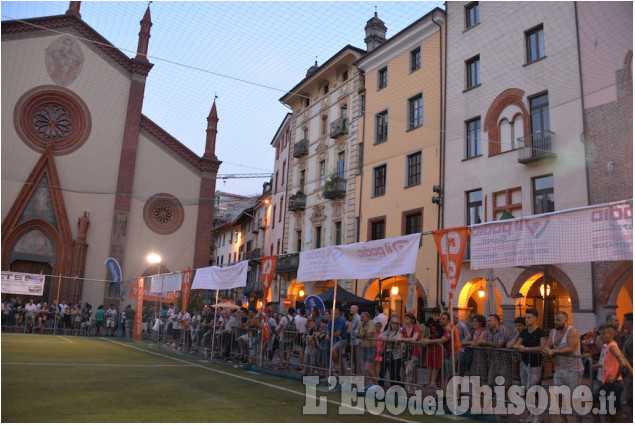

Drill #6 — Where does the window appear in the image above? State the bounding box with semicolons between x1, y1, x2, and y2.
275;171;279;193
323;84;329;94
405;212;422;235
315;226;322;249
343;70;348;81
373;164;386;197
276;239;280;255
466;189;482;259
410;47;421;72
229;231;233;244
337;151;345;180
279;196;283;222
319;160;326;186
375;110;388;143
526;25;545;63
378;67;388;89
467;190;483;226
370;219;385;241
299;169;305;192
530;93;550;135
465;2;479;28
281;161;286;186
270;243;274;256
272;205;276;229
302;127;308;140
321;116;328;135
408;94;423;129
466;118;481;158
361;95;366;115
305;98;310;108
533;175;554;214
334;221;342;245
296;230;302;252
466;56;480;89
406;151;421;187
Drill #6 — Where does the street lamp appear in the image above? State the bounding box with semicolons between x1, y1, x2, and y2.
147;253;161;345
391;286;399;296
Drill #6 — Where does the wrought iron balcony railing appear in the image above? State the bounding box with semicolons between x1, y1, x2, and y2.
517;131;556;164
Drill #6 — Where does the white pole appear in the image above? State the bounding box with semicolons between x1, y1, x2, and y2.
328;282;337;377
210;289;219;360
446;236;457;416
53;275;62;334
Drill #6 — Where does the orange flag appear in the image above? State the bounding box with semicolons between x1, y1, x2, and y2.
260;256;276;307
132;277;144;340
181;269;192;315
432;227;470;302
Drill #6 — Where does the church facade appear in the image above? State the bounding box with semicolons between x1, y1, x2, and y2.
1;2;220;310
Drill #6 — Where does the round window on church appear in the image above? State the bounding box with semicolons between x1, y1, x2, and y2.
14;86;91;155
143;193;184;235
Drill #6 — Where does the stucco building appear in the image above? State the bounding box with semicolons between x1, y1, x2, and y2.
444;1;632;332
355;8;446;319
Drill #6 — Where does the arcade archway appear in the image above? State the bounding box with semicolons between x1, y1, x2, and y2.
457;278;503;320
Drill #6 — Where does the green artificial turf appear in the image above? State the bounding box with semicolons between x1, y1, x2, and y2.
1;334;465;423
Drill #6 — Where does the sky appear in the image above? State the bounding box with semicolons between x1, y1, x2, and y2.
1;0;444;196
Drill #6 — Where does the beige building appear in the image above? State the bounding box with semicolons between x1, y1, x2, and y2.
1;4;219;310
355;8;446;318
279;45;365;305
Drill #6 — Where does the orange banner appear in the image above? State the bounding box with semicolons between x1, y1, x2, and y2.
260;256;277;307
433;227;469;302
181;269;191;314
132;277;144;340
129;285;179;303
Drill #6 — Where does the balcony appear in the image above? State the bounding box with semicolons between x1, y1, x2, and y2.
323;177;346;199
275;253;299;273
329;117;347;139
259;216;268;229
293;138;308;158
244;278;263;294
246;248;262;260
288;192;306;211
517;131;556;164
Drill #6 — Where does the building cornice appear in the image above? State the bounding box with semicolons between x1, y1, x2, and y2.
356;9;445;72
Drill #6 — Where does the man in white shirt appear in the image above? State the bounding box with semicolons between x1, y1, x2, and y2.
105;304;117;336
349;305;363;375
295;308;308;368
373;305;387;331
24;299;37;332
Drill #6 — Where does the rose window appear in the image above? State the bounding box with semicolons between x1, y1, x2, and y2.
144;194;184;234
33;103;73;140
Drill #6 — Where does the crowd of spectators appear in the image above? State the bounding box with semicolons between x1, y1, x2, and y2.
4;295;632;421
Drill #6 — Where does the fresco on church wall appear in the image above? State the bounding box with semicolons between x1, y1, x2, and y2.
18;175;58;229
14;229;54;257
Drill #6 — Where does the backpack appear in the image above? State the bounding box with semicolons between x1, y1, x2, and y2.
283;315;296;340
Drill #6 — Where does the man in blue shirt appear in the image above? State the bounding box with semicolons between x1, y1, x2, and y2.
328;307;348;374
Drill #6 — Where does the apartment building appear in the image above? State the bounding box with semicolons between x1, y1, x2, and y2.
279;44;365;305
445;1;594;330
355;8;446;318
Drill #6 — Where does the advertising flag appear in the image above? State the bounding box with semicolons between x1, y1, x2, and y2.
260;256;277;305
132;277;144;340
191;261;248;290
181;269;192;314
433;227;469;303
105;257;122;297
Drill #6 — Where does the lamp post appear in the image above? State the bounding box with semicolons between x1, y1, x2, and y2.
147;253;161;346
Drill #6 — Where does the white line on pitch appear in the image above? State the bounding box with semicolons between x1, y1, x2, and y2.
2;362;193;367
57;336;74;343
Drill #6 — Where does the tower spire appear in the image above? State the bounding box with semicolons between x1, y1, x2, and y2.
135;5;152;62
204;99;219;158
66;1;81;18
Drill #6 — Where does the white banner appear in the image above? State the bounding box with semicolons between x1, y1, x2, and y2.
191;261;248;290
297;233;421;282
150;272;181;294
470;201;633;269
1;272;45;296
